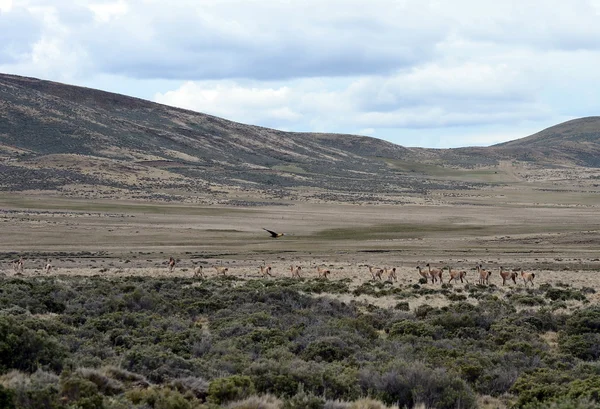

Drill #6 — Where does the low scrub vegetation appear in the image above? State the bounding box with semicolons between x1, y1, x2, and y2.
0;275;597;408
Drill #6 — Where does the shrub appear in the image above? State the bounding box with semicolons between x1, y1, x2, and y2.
558;333;600;361
511;368;572;406
388;321;439;339
545;288;586;302
0;316;65;373
302;337;353;363
60;372;104;409
208;375;256;404
522;397;599;409
359;363;476;409
510;294;546;306
75;368;124;396
414;304;436;319
0;384;15;409
0;369;61;409
170;376;209;400
103;366;149;388
564;308;600;334
283;384;324;409
126;386;195;409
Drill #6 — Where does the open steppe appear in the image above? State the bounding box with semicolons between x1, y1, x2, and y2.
3;74;600;408
2;166;599;311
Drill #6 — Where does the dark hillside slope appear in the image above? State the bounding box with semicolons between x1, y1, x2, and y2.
493;117;600;167
0;73;475;200
2;73;599;202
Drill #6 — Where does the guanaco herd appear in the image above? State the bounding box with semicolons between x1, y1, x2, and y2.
182;259;536;286
5;256;536;286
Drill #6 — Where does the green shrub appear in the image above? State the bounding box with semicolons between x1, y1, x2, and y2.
0;384;15;409
545;288;586;302
208;375;256;404
558;333;600;361
283;384;324;409
302;337;353;363
511;368;572;407
360;362;477;409
511;294;546;306
0;370;60;409
0;316;65;373
169;376;209;400
564;308;600;334
414;304;436;319
388;321;438;339
74;368;124;396
126;386;195;409
60;372;104;409
523;397;599;409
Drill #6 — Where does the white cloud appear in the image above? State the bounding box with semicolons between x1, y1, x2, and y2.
153;58;554;138
0;0;12;13
0;3;90;80
358;128;376;136
155;81;303;125
88;0;128;23
2;0;600;147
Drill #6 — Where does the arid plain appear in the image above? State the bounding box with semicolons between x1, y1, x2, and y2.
2;161;600;311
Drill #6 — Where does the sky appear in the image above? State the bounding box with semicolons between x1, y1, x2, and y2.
1;0;600;148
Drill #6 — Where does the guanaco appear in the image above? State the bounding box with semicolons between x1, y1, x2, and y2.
499;266;517;286
290;265;302;278
168;257;176;273
368;265;384;281
44;259;52;274
477;264;491;285
521;270;535;286
260;265;273;277
447;266;468;284
426;263;443;284
316;266;331;279
416;266;431;283
215;266;229;276
193;265;204;278
385;267;397;282
13;257;24;274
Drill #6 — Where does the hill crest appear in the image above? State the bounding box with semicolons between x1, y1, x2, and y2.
2;73;600;203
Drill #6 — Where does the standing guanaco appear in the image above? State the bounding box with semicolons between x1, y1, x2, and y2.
426;263;443;284
521;270;535;286
477;264;491;285
446;266;468;284
499;266;517;286
193;265;204;278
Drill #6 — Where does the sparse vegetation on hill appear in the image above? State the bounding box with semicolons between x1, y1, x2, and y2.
3;73;600;204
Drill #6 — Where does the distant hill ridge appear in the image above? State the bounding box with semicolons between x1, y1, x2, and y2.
1;72;600;201
492;117;600;167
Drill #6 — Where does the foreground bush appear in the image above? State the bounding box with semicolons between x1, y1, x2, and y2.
0;276;598;408
208;375;256;404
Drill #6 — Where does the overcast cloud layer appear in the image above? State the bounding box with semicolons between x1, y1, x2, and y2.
2;0;600;147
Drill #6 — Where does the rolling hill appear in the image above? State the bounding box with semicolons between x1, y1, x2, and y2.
1;73;599;203
493;116;600;167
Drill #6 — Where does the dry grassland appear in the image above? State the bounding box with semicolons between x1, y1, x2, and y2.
1;167;599;311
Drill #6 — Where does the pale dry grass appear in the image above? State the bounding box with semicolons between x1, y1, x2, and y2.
226;395;283;409
0;175;599;307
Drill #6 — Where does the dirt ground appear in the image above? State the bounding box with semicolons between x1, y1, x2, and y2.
2;168;600;312
1;165;598;409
